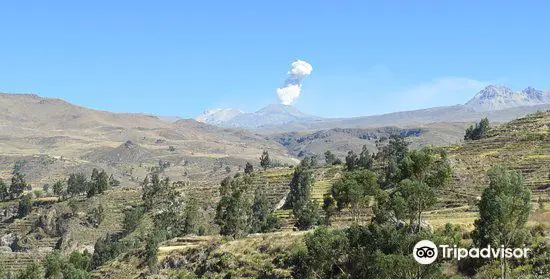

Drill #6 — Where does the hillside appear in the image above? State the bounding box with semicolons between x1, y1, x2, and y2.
448;110;550;202
0;93;297;187
269;123;469;159
0;111;549;277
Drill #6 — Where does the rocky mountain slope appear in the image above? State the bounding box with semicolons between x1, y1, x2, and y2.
195;108;245;125
196;85;550;134
0;93;297;187
465;85;550;111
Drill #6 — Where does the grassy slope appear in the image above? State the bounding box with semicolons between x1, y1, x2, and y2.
3;112;550;277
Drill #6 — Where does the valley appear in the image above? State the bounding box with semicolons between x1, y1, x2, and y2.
0;92;548;278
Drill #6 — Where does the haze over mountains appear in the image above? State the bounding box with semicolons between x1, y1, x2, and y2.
197;85;550;132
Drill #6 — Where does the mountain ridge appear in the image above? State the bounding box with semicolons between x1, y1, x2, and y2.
465;85;550;111
0;92;297;186
196;85;550;132
195;103;321;129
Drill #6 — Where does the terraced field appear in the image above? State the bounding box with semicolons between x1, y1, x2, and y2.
448;111;550;204
0;187;143;274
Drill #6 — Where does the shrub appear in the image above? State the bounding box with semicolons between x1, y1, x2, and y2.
87;204;105;228
91;234;130;269
16;262;42;279
18;194;32;218
123;206;145;234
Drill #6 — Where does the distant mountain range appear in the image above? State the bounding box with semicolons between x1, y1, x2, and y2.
465;85;550;111
196;85;550;132
195;104;322;129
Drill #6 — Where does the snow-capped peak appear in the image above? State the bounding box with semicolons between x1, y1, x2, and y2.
195;108;245;124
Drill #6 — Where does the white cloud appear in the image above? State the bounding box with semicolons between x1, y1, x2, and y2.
276;60;313;105
288;60;313;76
276;84;301;105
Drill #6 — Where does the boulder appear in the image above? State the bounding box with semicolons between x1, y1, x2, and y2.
409;219;433;233
0;233;16;247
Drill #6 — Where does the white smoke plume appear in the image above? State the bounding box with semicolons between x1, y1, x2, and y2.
276;60;312;105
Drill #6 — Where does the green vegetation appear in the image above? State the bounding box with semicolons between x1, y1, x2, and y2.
260;150;271;171
0;179;8;201
215;174;252;237
67;173;88;197
2;112;550;278
17;194;32;218
44;251;91;279
15;262;42;279
122;206;145;234
10;172;28;200
286;158;321;230
244;161;254;174
472;165;532;278
289;224;444;279
87;168;109;198
464;117;490;140
324;150;338;165
249;187;281;233
52;180;65;199
329;170;377;220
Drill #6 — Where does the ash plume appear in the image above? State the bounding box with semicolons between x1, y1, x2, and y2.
276;60;313;105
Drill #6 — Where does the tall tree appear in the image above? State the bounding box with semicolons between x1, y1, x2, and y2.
214;175;252;237
182;197;200;235
393;179;436;231
244;162;254;174
345;150;359;171
10;171;28;199
385;147;451;230
472;165;532;278
357;145;374;170
324;150;337;165
87;169;109;198
18;194;32;218
287;158;320;230
141;173;173;213
382;135;409;163
67;173;88;197
330;170;378;221
464;117;490;140
249;188;270;233
286;162;314;211
52;180;65;199
391;147;452;188
260;150;271;171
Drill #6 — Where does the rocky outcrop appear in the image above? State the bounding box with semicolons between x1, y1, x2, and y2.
0;206;18;223
0;233;16;252
37;208;69;237
409;219;433;233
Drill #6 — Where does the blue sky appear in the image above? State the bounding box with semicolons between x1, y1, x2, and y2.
1;1;549;118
